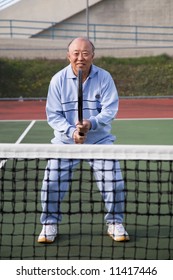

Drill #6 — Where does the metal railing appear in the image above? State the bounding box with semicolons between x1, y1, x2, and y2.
1;19;173;45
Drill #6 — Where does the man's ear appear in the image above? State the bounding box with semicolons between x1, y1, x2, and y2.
67;52;71;62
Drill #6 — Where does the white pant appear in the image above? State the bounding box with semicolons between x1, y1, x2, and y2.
40;158;125;225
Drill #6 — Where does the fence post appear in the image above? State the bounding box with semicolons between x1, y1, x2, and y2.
93;24;96;42
51;22;55;39
10;20;13;38
135;25;138;44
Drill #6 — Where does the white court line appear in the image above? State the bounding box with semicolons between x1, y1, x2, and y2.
115;118;173;121
0;118;173;122
0;120;36;168
15;120;36;144
0;119;45;122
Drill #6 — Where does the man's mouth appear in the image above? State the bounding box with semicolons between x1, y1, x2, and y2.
77;63;85;67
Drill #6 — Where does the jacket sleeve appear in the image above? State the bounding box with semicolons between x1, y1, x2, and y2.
89;71;119;131
46;77;76;139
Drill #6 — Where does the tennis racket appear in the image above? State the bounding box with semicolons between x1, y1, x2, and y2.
77;69;84;136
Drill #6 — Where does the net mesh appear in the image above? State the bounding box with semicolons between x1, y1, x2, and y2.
0;144;173;260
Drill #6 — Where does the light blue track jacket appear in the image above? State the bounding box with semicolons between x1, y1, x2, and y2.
46;64;119;144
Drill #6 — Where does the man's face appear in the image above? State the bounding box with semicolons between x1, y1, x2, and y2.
67;38;94;77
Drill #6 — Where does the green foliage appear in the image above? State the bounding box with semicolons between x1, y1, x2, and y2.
0;58;68;98
95;54;173;96
0;55;173;98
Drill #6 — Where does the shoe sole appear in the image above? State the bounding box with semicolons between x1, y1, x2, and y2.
37;237;55;243
108;231;130;242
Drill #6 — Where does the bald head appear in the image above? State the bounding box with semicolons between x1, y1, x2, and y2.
68;37;95;53
67;37;95;78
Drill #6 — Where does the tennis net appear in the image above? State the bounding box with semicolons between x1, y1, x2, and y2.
0;144;173;260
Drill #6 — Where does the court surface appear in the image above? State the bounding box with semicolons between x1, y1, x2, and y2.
0;98;173;144
0;98;173;260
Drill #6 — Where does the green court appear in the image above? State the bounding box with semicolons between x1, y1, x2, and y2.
0;119;173;144
0;119;173;260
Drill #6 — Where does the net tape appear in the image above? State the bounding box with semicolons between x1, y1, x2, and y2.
0;143;173;160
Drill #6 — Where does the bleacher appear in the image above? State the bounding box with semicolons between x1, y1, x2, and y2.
0;0;173;58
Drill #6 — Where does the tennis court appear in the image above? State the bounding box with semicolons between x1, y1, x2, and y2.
0;98;173;260
0;98;173;145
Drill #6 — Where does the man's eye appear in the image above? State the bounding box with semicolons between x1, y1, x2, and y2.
73;52;90;56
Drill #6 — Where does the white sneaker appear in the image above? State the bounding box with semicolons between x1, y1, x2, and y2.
37;224;58;243
107;223;129;242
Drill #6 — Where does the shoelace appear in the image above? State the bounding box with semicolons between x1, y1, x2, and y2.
108;223;124;234
115;224;123;231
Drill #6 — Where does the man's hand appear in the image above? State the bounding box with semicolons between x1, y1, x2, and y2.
73;119;91;144
76;119;91;134
73;130;86;144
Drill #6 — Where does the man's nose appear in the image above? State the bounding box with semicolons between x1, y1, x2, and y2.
78;52;84;59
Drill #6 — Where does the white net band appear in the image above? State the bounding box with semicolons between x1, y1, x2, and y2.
0;143;173;160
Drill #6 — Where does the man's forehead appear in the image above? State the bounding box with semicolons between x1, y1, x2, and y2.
69;39;92;51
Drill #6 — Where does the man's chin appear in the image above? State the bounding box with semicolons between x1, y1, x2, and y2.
76;65;85;70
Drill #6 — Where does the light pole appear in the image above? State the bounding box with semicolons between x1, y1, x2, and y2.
86;0;89;38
